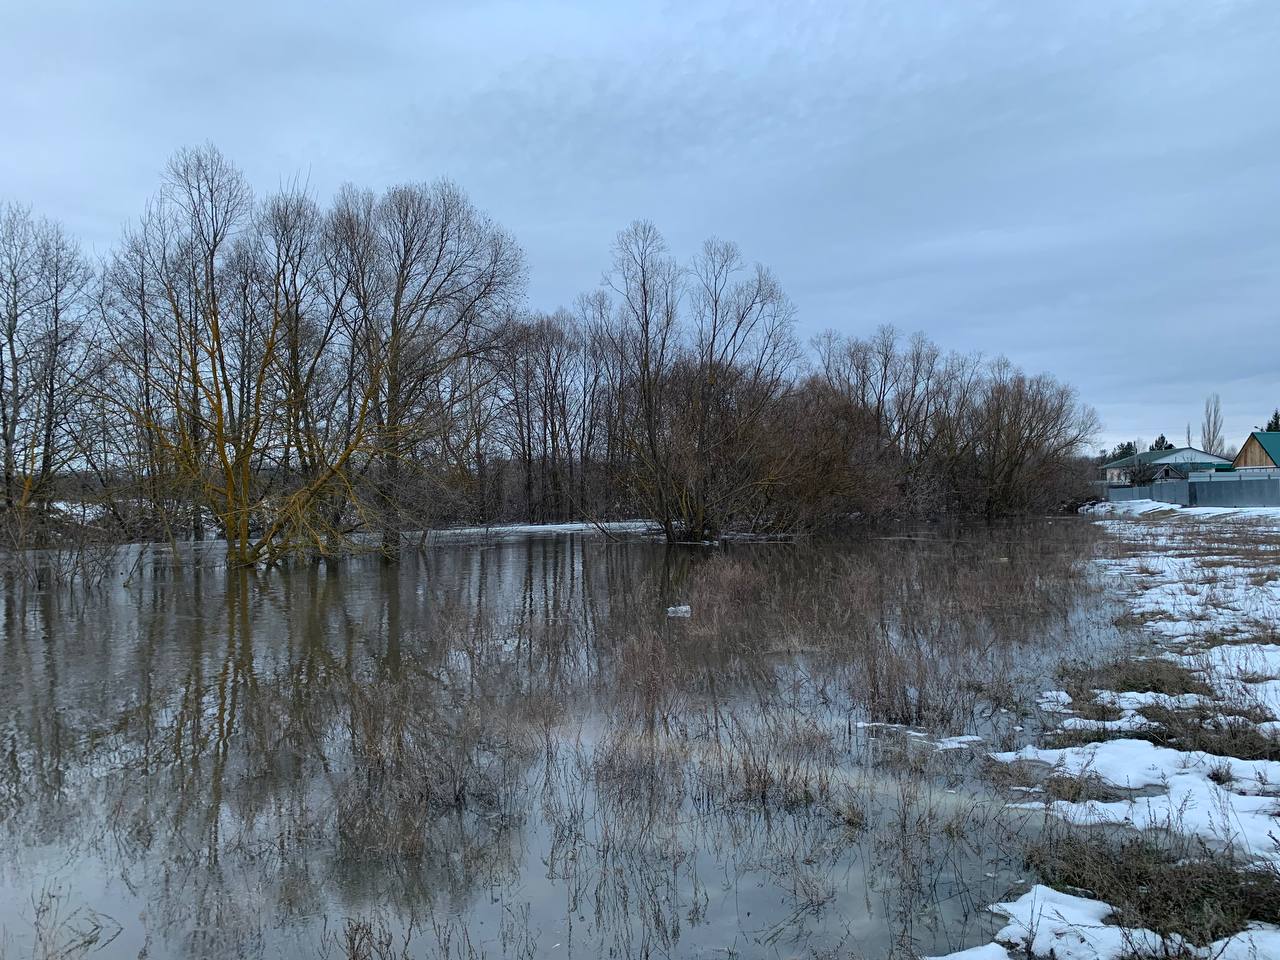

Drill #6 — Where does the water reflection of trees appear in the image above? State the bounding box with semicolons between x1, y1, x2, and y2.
1;537;667;949
0;524;1103;958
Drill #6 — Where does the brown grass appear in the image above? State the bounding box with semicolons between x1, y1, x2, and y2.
1028;832;1280;948
1135;705;1280;761
1057;656;1213;698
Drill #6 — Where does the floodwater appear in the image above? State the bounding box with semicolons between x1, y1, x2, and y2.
0;522;1106;959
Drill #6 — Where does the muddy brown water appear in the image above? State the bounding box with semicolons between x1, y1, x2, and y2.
0;522;1108;959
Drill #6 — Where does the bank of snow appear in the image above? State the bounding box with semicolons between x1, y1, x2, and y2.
927;885;1280;960
1081;499;1280;522
994;737;1280;856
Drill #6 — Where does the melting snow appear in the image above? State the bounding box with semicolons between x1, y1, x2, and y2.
941;502;1280;958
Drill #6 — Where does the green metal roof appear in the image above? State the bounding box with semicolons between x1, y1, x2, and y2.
1246;432;1280;465
1100;446;1223;469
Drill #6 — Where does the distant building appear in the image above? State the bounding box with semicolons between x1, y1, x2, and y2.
1151;462;1212;481
1232;432;1280;470
1100;447;1231;484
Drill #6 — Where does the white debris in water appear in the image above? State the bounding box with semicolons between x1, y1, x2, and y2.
856;721;927;736
934;734;984;750
666;604;692;618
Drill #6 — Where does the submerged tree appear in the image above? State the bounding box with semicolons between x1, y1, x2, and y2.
0;204;95;543
1;145;1103;559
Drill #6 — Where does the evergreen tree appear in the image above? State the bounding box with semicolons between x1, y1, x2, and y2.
1266;409;1280;432
1102;440;1137;462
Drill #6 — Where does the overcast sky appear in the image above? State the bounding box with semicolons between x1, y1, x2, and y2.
3;0;1278;451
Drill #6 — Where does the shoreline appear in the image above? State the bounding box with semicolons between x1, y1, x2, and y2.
933;501;1280;959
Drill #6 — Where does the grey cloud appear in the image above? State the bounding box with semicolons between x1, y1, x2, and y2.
3;0;1279;447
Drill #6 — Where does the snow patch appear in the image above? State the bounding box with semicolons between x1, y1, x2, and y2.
929;884;1280;960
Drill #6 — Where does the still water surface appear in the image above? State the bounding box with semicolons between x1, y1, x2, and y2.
0;524;1103;959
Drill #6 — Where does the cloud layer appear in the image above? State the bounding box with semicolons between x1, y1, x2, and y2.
4;0;1278;448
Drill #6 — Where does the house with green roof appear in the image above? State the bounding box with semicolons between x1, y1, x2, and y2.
1232;432;1280;470
1100;446;1231;484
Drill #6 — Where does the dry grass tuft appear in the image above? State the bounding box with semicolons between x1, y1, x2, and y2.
1135;705;1280;761
1041;774;1130;804
1058;657;1213;698
1027;832;1280;948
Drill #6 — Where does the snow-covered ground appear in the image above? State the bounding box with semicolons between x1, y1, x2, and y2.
934;501;1280;959
1082;499;1280;521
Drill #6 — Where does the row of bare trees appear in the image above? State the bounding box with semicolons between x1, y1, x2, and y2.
813;328;1101;518
0;145;1098;562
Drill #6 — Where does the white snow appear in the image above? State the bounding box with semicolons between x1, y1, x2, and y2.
1183;643;1280;681
1057;713;1155;733
1084;500;1280;522
994;738;1280;858
1036;690;1074;711
1094;689;1212;711
928;945;1010;960
928;884;1280;960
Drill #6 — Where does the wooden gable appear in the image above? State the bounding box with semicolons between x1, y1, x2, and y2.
1234;434;1277;468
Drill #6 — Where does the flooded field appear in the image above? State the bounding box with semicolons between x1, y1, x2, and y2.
0;522;1111;959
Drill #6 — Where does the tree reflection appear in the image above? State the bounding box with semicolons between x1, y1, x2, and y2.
0;524;1102;958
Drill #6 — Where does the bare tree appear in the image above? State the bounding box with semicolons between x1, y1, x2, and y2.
2;151;1111;558
811;327;1097;519
329;180;524;552
0;204;45;515
673;237;798;539
0;205;95;544
602;220;682;538
1201;392;1225;456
